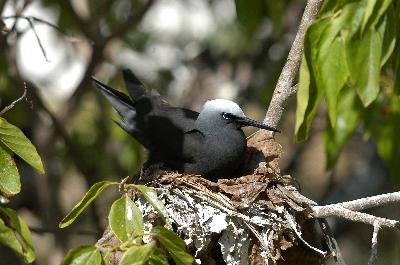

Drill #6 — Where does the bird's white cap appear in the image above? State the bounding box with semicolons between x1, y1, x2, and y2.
202;99;245;117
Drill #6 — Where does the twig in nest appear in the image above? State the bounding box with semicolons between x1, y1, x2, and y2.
367;223;380;265
283;210;326;258
317;219;346;265
0;86;27;116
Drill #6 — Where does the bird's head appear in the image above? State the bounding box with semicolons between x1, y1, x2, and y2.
196;99;280;133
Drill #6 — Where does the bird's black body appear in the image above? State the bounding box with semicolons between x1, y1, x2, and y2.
92;70;278;180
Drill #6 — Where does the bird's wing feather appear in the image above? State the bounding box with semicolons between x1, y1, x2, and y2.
122;69;147;100
93;72;201;162
91;77;135;120
141;105;200;162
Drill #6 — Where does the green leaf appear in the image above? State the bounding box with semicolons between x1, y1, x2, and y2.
109;195;143;242
61;245;102;265
324;88;359;168
0;207;35;263
367;95;400;184
149;248;169;265
314;3;364;126
0;118;44;173
101;251;110;265
346;28;382;106
59;181;116;228
0;218;24;260
132;185;169;223
119;242;156;265
361;0;392;32
361;0;378;33
235;0;265;35
318;35;348;126
294;19;327;141
380;9;397;66
0;144;20;196
151;227;193;265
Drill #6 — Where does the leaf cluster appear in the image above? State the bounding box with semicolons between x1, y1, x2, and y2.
0;117;44;263
59;181;194;265
295;0;400;182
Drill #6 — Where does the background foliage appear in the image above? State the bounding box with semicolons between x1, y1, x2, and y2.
0;0;399;264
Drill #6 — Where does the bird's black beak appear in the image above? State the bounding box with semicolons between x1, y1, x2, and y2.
234;116;280;133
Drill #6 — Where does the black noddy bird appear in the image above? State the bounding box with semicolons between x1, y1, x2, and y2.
92;69;279;180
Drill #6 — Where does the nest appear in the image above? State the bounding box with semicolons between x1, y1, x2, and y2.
100;132;324;264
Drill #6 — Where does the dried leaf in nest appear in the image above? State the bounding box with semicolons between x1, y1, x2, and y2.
245;130;282;175
217;174;269;208
159;172;220;191
249;242;265;265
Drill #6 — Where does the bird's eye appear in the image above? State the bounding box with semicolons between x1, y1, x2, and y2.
222;112;232;120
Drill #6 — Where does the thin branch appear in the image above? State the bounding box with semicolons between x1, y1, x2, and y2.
335;192;400;211
0;87;27;116
264;0;324;128
106;0;155;41
367;224;380;265
25;16;50;62
64;1;94;40
312;205;399;228
1;15;84;43
317;219;346;265
2;14;51;62
312;192;400;228
284;210;327;257
3;15;60;33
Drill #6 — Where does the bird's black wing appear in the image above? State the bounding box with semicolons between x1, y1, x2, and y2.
93;71;201;163
122;69;147;100
91;76;154;147
142;105;201;163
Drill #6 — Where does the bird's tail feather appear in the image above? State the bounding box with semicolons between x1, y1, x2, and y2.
122;69;146;100
91;77;137;132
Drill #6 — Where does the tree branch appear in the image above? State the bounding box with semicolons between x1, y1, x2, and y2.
106;0;155;41
367;224;380;265
0;86;27;116
264;0;324;128
334;192;400;211
312;192;400;228
1;15;84;43
313;205;399;228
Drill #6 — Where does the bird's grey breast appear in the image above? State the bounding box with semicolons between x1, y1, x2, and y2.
193;127;246;177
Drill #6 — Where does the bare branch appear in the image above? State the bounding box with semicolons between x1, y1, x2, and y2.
317;219;346;265
2;15;51;61
335;192;400;211
25;16;50;62
2;15;84;43
264;0;324;128
3;15;59;32
367;224;380;265
284;210;327;257
0;87;27;116
312;205;399;228
106;0;155;41
312;192;400;228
